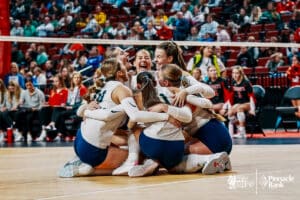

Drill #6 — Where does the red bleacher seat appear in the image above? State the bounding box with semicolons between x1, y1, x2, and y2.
226;59;237;67
247;32;259;40
264;23;276;31
211;7;223;14
266;30;279;38
250;24;262;32
277;66;289;73
257;57;269;67
228;50;239;59
255;66;269;74
281;13;292;23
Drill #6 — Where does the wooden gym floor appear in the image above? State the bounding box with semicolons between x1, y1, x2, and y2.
0;144;299;200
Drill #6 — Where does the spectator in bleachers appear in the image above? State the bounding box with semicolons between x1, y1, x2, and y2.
57;9;73;32
287;55;300;86
62;0;74;12
172;11;190;41
198;14;219;41
0;79;7;142
186;46;225;80
54;72;87;141
186;26;199;41
16;78;45;142
258;1;283;30
23;19;36;37
38;74;68;139
207;0;222;8
150;0;165;9
11;44;25;67
192;68;202;82
131;21;145;37
144;22;157;40
74;54;89;76
36;16;55;37
60;64;72;88
80;13;99;34
44;60;57;80
286;33;299;64
154;9;168;27
247;36;259;60
11;0;29;19
216;25;231;42
181;4;193;21
236;46;256;68
136;4;147;21
112;22;128;38
36;45;49;66
192;0;209;26
231;7;251;33
214;46;227;66
156;19;173;40
171;0;185;12
33;67;47;88
288;10;300;31
276;0;295;14
87;46;104;71
142;9;155;27
10;19;24;36
48;0;63;16
70;0;82;14
1;81;24;141
249;5;262;24
265;52;284;73
28;61;39;75
102;20;114;36
4;62;25;89
94;5;107;26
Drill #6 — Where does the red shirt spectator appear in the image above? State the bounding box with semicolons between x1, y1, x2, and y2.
287;55;300;86
48;88;68;106
156;21;173;40
294;27;300;43
276;0;295;13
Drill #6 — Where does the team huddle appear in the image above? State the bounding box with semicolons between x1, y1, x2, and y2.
58;41;255;178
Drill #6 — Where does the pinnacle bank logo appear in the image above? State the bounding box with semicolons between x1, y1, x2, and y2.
227;170;295;194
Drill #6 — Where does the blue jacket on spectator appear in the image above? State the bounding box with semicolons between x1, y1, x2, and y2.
4;73;25;89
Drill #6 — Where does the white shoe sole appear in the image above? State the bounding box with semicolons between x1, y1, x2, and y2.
202;152;229;175
128;160;159;177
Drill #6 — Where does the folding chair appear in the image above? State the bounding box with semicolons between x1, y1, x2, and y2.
246;85;266;137
274;86;300;132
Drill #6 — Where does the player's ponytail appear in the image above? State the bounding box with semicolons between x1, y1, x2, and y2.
136;71;161;108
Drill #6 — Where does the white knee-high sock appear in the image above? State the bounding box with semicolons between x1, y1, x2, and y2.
172;154;215;173
127;133;140;162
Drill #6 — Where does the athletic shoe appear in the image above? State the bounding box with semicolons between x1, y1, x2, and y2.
14;131;24;142
233;133;246;139
0;133;4;143
58;159;93;178
128;159;159;177
112;159;138;176
225;158;232;171
35;130;46;142
27;133;32;142
202;152;228;175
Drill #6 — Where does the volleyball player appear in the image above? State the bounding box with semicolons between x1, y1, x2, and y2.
228;66;255;138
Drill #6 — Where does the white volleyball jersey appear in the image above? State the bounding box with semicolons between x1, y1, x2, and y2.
81;81;127;149
143;86;184;141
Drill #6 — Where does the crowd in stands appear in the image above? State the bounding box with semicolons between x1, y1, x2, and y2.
2;0;300;143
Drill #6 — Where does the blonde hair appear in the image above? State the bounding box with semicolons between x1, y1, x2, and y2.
161;63;182;87
101;58;122;80
7;81;21;104
0;79;6;104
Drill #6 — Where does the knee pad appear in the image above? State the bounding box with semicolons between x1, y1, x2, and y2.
237;112;246;122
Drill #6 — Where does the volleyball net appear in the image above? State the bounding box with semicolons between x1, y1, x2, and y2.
1;35;300;106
